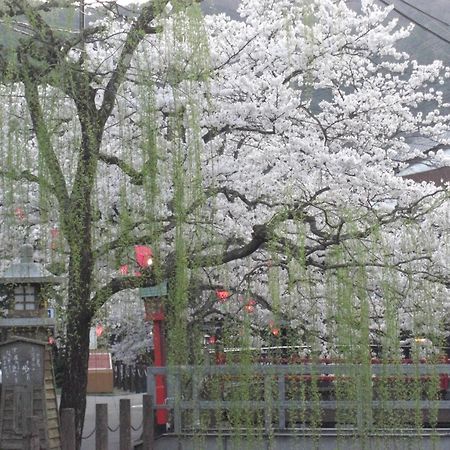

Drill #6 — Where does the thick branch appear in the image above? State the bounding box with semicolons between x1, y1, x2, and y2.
0;168;55;193
99;1;165;124
98;152;144;184
22;73;70;211
0;0;74;18
90;272;153;313
188;224;270;270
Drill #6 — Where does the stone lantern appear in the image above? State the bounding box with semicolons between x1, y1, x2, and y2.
0;244;63;450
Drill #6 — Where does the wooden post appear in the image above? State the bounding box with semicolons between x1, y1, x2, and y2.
96;403;108;450
142;394;155;450
120;399;131;450
60;408;76;450
25;416;40;450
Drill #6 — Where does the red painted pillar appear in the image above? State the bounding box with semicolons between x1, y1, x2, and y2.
146;306;168;425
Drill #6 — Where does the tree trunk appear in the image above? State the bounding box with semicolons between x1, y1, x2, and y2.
60;240;94;448
60;313;91;450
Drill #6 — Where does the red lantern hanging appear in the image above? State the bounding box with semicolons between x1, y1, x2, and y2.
245;299;256;313
208;335;217;345
14;207;26;221
245;304;255;313
96;323;104;337
119;264;129;275
215;289;231;302
50;227;59;250
269;320;280;336
135;245;153;268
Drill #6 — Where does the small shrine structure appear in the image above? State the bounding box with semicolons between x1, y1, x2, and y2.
0;244;63;449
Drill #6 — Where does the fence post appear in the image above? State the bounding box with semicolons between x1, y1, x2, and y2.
173;372;182;434
60;408;76;450
278;374;286;430
131;366;136;392
113;361;119;388
24;416;40;450
264;374;273;433
142;394;155;450
124;365;129;391
120;399;131;450
96;403;108;450
192;372;200;428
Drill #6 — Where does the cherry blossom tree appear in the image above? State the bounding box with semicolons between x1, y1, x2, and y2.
0;0;449;446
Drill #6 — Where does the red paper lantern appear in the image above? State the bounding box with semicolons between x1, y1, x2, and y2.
215;289;231;302
96;323;104;337
119;264;129;275
245;299;256;313
14;207;26;221
208;335;217;344
135;245;153;268
269;320;280;336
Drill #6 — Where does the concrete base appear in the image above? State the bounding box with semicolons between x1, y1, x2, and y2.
135;429;450;450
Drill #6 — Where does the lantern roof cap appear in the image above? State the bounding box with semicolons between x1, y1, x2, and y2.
0;244;63;284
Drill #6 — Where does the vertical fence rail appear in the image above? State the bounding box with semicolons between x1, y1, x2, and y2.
192;372;200;428
264;374;273;433
60;408;76;450
142;394;155;450
278;374;286;430
96;403;108;450
146;363;450;435
114;361;148;393
173;372;182;434
120;399;131;450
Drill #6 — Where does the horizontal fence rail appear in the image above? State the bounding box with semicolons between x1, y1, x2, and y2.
147;363;450;434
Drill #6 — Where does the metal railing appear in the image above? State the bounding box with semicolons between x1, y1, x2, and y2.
113;361;148;393
147;362;450;434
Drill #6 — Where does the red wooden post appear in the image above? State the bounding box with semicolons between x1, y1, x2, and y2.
141;276;168;428
152;314;168;425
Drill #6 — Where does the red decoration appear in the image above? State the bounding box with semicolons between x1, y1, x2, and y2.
95;323;104;337
208;335;217;344
245;304;255;313
135;245;153;268
48;336;56;345
119;264;129;275
50;227;59;250
14;208;26;221
215;289;231;302
269;320;280;336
